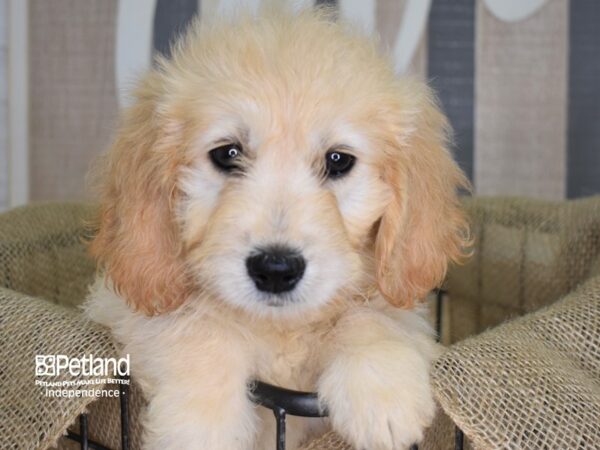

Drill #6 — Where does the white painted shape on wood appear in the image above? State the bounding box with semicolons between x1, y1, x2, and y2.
201;0;311;23
483;0;549;23
393;0;431;74
0;0;7;210
116;0;157;107
214;0;262;16
7;0;29;207
338;0;376;34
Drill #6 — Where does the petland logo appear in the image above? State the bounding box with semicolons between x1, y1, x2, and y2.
35;354;130;377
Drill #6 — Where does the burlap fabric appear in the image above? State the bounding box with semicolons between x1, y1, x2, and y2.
0;203;97;309
0;203;118;450
1;197;599;450
445;196;600;344
433;274;600;449
434;196;600;449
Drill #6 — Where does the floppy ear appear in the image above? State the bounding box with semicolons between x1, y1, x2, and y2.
375;85;471;308
89;75;191;315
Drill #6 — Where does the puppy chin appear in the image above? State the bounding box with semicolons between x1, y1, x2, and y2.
261;294;290;308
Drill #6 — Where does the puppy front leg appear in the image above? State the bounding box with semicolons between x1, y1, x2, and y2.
318;307;439;450
141;333;257;450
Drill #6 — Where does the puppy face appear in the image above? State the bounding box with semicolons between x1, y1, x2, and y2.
178;96;387;316
90;10;470;317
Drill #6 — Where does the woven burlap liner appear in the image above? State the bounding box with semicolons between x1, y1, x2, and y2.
1;197;599;450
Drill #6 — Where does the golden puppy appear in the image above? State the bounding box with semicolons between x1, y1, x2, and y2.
85;8;469;450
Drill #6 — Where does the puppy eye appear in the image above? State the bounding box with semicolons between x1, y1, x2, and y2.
209;143;243;174
325;151;355;178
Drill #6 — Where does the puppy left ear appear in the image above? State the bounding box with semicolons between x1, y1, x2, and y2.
375;85;471;308
89;74;192;316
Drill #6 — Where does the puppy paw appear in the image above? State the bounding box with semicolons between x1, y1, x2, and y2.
318;344;435;450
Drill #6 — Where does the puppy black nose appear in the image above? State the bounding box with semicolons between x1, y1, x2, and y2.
246;247;306;294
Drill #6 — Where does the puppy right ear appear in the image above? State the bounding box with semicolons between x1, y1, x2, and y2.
374;83;471;309
89;75;191;315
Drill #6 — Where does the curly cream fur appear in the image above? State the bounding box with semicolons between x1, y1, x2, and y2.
86;7;469;450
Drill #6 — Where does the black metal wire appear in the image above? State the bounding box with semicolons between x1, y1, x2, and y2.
273;407;287;450
120;375;130;450
66;429;112;450
67;379;443;450
435;289;446;342
251;382;424;450
251;381;321;450
80;414;89;450
455;426;465;450
250;381;325;417
66;290;451;450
